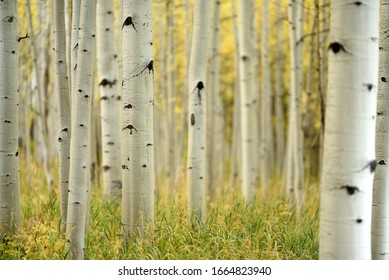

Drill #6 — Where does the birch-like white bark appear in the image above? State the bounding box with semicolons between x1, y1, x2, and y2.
319;0;378;259
54;0;71;233
238;0;256;204
122;0;155;237
66;0;96;260
260;0;271;195
96;0;122;198
166;0;176;198
0;0;20;234
372;0;389;260
187;0;211;222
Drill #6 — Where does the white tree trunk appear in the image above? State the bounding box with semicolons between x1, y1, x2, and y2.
187;0;211;222
54;0;71;233
238;0;257;204
166;0;176;198
372;0;389;260
319;0;379;259
96;0;122;198
0;0;20;234
260;0;271;195
66;0;96;260
121;0;155;237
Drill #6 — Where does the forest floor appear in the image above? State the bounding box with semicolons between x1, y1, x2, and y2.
0;159;319;260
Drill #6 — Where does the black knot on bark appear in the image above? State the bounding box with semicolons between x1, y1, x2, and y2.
340;185;359;195
329;42;346;54
379;160;387;165
196;81;204;91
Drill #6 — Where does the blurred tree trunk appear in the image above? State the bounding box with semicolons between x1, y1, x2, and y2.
238;0;257;205
187;0;211;223
96;0;122;198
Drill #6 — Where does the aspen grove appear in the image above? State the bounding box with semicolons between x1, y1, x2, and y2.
0;0;387;260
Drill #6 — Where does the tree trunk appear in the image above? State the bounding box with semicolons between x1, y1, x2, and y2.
121;0;155;237
66;0;96;260
187;0;211;223
372;0;389;260
54;0;72;233
319;0;379;259
96;0;122;198
238;0;257;205
0;0;20;235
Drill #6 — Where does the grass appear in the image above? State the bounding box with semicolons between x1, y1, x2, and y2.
0;159;319;260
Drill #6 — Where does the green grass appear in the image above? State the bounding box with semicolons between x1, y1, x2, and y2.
0;159;319;260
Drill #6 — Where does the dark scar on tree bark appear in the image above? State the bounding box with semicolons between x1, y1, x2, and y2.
381;77;387;82
122;124;137;134
340;185;359;195
194;81;204;105
363;83;374;91
379;160;387;165
124;104;133;109
329;42;348;54
356;160;377;173
103;165;111;171
191;113;195;126
122;16;137;31
130;60;154;79
18;33;29;42
99;79;117;88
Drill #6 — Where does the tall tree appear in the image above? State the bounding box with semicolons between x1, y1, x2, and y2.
372;0;389;260
121;0;155;237
0;0;20;235
187;0;211;222
66;0;96;260
319;0;379;259
238;0;257;204
53;0;71;233
286;0;304;211
96;0;122;198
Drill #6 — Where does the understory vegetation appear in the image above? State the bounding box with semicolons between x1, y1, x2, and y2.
0;159;319;260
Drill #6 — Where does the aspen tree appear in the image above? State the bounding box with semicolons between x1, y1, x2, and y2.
66;0;96;260
0;0;20;234
54;0;71;233
27;0;54;191
260;0;271;195
286;0;304;211
121;0;155;237
96;0;122;198
238;0;257;204
372;0;389;260
319;0;379;259
187;0;211;222
166;0;176;198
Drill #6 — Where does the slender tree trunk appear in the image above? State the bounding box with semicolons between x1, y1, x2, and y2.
166;0;176;199
0;0;20;235
238;0;257;204
27;0;54;191
260;0;271;195
121;0;155;237
54;0;72;233
66;0;96;260
187;0;211;222
372;0;389;260
96;0;122;198
319;0;379;259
